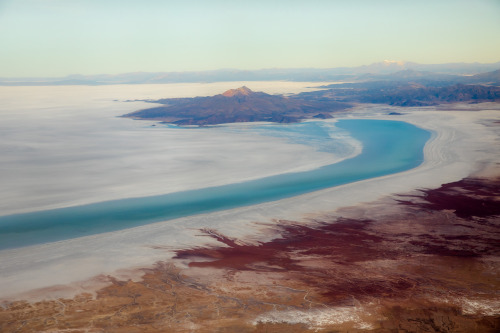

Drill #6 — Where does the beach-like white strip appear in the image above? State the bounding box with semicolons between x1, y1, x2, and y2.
1;105;498;301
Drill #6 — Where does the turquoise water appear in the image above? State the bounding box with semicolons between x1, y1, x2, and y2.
0;119;430;250
229;121;356;155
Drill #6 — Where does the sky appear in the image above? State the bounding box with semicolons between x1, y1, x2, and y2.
1;0;499;77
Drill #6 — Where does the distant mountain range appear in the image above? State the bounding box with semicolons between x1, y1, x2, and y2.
298;81;500;107
468;69;500;86
355;60;500;75
123;86;349;125
292;67;500;106
345;68;500;87
2;61;500;86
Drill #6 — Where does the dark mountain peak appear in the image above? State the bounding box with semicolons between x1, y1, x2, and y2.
221;86;254;97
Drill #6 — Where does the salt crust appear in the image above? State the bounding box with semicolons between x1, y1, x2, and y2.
0;87;499;302
252;306;375;330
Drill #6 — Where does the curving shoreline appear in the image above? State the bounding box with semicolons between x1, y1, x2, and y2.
0;119;429;251
1;105;499;301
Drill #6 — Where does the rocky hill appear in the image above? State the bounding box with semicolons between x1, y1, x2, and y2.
124;86;349;125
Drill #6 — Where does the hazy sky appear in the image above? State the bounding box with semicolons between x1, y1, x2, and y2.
1;0;499;77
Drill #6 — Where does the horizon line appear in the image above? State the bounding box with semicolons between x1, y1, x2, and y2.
2;60;500;80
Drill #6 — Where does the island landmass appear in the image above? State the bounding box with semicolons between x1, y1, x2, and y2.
123;86;349;125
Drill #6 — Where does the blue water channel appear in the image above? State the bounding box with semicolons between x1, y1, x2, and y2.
0;119;431;250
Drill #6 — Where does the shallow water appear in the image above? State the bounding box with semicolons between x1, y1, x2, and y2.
0;83;343;217
0;119;430;250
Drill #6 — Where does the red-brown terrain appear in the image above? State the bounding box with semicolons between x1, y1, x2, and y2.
1;175;498;332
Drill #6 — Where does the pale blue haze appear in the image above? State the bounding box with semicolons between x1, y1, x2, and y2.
0;0;499;77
